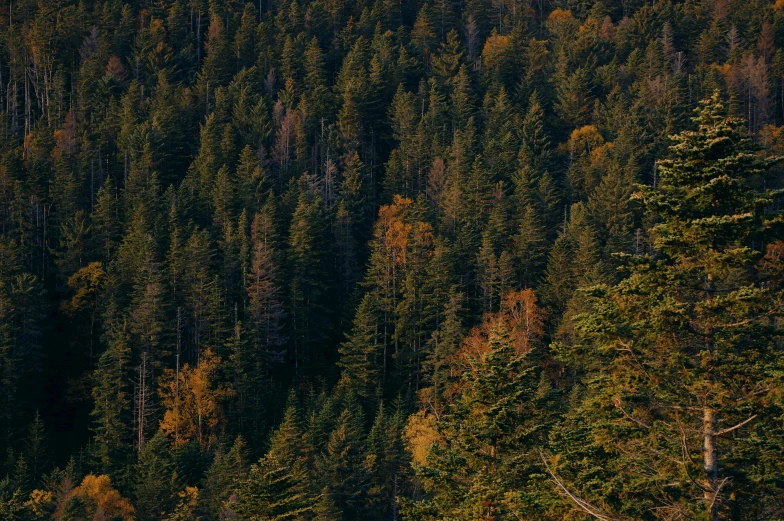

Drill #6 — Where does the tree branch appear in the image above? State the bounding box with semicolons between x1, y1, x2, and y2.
613;399;652;430
716;414;757;436
539;450;625;521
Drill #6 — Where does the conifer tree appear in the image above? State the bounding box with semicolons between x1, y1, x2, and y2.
133;433;178;519
231;457;312;521
288;192;332;369
248;212;285;353
91;322;132;474
338;293;382;400
317;405;368;519
201;436;249;519
406;321;550;520
552;94;784;520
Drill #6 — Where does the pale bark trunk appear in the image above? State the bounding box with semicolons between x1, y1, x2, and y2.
703;407;719;521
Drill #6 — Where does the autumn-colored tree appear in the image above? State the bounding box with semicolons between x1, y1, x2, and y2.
159;349;230;449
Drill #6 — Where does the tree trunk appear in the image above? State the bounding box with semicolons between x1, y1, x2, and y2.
703;407;719;521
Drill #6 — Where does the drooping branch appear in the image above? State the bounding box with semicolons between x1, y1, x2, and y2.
539;450;626;521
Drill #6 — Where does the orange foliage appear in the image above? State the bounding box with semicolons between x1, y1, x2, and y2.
600;16;616;41
501;289;546;354
53;111;78;157
759;241;784;288
446;290;546;401
106;56;127;82
23;131;35;152
775;0;784;11
159;349;230;448
377;195;414;267
481;34;511;69
758;124;784;153
72;474;135;521
548;8;574;21
375;195;433;270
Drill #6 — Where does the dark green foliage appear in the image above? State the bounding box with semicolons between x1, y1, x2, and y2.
551;94;784;520
1;1;783;520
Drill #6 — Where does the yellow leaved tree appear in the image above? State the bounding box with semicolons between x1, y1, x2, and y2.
159;349;230;448
41;474;135;521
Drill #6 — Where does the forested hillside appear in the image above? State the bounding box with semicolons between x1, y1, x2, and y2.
0;0;783;519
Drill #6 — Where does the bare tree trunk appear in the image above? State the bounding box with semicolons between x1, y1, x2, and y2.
703;407;719;521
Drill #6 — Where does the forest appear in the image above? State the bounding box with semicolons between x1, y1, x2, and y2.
0;0;783;519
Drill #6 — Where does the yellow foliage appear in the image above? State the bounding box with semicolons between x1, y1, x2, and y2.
481;34;511;69
403;412;443;466
775;0;784;11
758;124;784;153
711;62;732;80
578;17;599;34
73;474;135;521
62;262;105;316
159;349;230;448
26;489;53;516
568;125;605;157
548;8;573;21
164;487;200;521
590;142;614;162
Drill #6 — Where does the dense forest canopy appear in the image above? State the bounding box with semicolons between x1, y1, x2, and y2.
0;0;783;519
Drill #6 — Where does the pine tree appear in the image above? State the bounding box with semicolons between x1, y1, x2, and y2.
232;402;312;520
432;30;464;84
248;212;285;353
201;437;250;519
517;91;551;176
316;405;368;519
133;433;177;520
554;66;593;129
513;204;548;288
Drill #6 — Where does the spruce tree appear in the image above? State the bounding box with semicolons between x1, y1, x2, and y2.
338;293;382;400
552;94;784;520
407;322;548;520
91;322;132;474
288;192;332;370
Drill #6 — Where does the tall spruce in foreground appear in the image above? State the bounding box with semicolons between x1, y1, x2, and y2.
551;94;784;520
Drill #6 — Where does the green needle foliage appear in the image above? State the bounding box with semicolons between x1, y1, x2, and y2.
0;2;783;520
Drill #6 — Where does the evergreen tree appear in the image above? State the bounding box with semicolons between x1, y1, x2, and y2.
405;321;552;520
552;94;784;520
201;436;250;519
288;192;332;369
338;293;382;400
316;405;368;519
91;322;132;474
